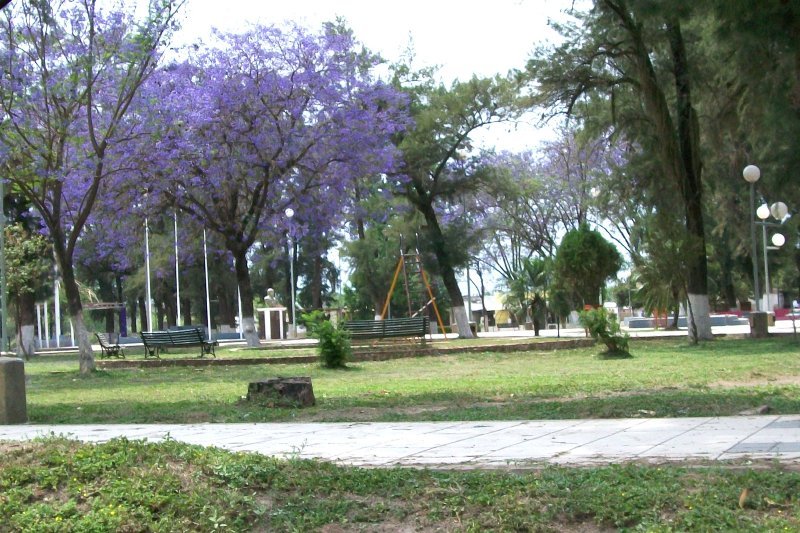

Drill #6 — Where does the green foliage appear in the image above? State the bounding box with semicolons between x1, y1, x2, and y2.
308;318;352;369
579;307;631;357
504;257;548;325
299;310;327;333
554;224;622;307
4;223;51;299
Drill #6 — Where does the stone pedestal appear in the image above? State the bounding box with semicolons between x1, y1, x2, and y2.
749;311;769;338
0;357;27;424
247;377;315;408
257;307;287;340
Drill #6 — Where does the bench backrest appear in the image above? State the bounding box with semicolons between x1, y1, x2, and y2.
343;316;428;338
141;331;172;345
167;328;205;344
95;332;115;347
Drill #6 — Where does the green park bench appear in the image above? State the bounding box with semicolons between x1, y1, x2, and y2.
140;327;218;359
341;316;429;344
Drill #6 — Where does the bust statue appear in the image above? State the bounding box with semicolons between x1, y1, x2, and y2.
264;288;280;307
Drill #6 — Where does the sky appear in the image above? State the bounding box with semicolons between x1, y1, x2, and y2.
166;0;580;152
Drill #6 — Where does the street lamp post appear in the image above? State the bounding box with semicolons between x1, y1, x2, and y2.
285;208;296;339
757;201;788;312
743;165;790;337
742;165;762;312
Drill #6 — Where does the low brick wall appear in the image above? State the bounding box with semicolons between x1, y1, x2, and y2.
96;338;595;370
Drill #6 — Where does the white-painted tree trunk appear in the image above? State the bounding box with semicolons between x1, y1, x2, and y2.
687;293;713;341
73;312;95;374
242;315;260;347
451;305;474;338
16;325;36;359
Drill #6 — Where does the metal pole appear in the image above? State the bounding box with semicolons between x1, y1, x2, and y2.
289;236;296;337
763;224;770;312
0;177;6;352
144;216;153;331
237;284;243;340
466;263;472;320
203;229;212;341
174;211;181;326
54;274;61;347
750;183;761;311
44;300;50;348
36;304;41;350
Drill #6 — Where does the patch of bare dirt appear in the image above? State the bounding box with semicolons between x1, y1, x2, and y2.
709;374;800;389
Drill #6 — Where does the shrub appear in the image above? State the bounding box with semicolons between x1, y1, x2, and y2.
310;319;352;369
579;307;631;358
300;310;327;334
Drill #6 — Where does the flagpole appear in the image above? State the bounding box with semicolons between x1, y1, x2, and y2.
203;229;212;341
174;211;181;326
145;216;153;331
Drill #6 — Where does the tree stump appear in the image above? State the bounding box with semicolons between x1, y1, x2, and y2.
247;377;315;408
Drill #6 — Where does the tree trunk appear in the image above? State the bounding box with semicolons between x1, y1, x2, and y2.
182;297;191;326
16;291;36;358
60;263;94;373
668;20;712;340
311;254;323;310
419;202;474;338
116;276;126;335
234;248;260;347
156;299;165;330
609;0;712;341
138;296;147;331
216;283;230;327
129;299;137;334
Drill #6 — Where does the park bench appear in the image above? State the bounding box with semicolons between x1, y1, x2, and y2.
140;327;218;359
95;332;125;359
341;316;429;344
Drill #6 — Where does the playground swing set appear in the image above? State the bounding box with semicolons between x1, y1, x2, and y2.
379;235;448;338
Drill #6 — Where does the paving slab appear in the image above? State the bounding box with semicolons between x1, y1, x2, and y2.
2;415;800;468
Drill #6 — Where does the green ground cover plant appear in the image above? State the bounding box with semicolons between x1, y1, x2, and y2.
22;337;800;424
1;437;799;532
579;307;631;357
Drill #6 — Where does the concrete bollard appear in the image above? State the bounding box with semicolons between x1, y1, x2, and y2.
749;311;769;339
0;357;27;424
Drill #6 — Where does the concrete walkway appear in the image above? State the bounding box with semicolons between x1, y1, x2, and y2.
2;415;800;468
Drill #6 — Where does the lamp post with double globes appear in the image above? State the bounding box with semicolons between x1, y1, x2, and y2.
757;201;789;313
742;165;762;313
743;165;790;337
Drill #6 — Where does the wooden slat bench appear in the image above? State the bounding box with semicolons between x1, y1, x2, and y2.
140;327;218;359
95;332;125;359
341;316;429;344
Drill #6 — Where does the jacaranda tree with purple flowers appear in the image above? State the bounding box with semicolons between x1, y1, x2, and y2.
0;0;183;373
141;22;408;346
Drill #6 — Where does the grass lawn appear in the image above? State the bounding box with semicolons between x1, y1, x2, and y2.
2;437;800;532
23;336;800;424
7;336;800;532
